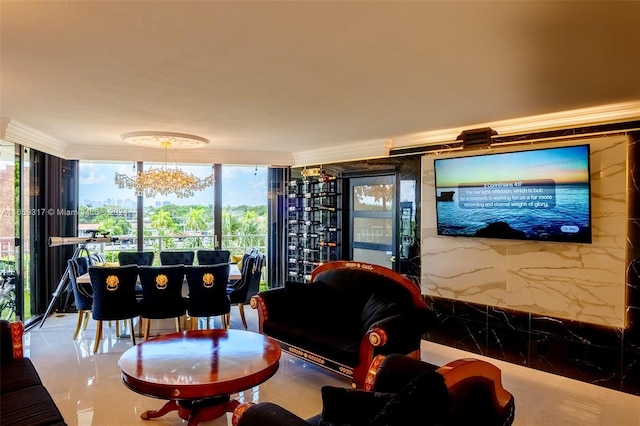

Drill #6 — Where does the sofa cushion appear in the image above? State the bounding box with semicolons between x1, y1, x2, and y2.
0;385;67;426
1;358;43;394
360;292;400;333
318;386;394;426
263;319;361;366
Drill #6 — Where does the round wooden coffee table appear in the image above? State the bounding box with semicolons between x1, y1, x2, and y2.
118;329;281;425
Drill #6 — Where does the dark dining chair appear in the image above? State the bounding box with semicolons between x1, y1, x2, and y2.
138;265;186;340
89;252;106;265
227;252;264;329
89;265;140;353
118;251;155;266
160;250;195;266
196;249;231;265
184;264;231;329
68;257;92;340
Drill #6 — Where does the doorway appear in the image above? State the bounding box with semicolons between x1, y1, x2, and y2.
348;175;396;269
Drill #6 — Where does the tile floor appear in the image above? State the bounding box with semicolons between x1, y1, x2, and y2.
26;308;640;426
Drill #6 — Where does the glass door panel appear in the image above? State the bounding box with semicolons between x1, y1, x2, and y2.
0;143;18;320
350;175;396;269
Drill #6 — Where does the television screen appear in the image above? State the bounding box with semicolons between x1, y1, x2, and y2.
434;144;592;243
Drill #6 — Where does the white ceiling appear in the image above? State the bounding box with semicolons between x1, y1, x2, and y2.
1;1;639;166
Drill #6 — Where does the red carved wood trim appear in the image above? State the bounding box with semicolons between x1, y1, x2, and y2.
10;321;24;359
249;295;268;334
364;354;386;391
437;358;513;410
231;402;254;426
310;261;426;308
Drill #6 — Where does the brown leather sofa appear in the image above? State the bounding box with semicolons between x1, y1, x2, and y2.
0;320;67;426
232;354;515;426
250;261;437;388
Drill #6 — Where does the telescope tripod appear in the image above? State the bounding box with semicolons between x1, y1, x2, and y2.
39;244;91;328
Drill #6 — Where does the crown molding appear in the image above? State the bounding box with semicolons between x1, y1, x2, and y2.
390;101;640;150
292;138;391;167
0;118;67;157
65;143;295;167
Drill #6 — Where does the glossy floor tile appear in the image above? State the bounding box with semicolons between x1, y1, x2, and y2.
26;309;640;425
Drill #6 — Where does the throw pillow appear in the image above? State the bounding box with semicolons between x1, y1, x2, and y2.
230;254;244;270
318;386;395;426
370;370;450;426
360;292;400;333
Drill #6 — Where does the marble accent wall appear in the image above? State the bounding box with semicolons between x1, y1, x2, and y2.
421;136;627;327
420;134;639;394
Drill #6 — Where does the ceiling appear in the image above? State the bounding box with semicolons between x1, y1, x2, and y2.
1;1;639;166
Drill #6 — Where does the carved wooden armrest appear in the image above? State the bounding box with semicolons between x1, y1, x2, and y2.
231;402;255;426
249;295;267;333
436;358;513;414
363;354;386;391
367;327;388;348
249;295;266;317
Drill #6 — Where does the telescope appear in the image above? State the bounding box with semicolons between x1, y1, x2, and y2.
41;232;118;327
48;236;115;247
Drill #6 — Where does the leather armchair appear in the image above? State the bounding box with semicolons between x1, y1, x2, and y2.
233;354;515;426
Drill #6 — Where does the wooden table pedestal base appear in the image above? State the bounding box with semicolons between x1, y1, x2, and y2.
141;395;240;426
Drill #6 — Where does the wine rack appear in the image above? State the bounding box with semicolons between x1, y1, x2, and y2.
287;174;340;282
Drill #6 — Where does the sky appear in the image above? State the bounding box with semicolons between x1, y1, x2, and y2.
435;145;590;188
79;162;268;207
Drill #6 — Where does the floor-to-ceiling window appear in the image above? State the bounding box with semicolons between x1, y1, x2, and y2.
0;143;18;320
79;162;139;262
142;162;216;258
221;165;267;255
78;161;267;271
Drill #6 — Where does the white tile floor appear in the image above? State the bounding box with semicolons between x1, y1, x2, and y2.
26;308;640;426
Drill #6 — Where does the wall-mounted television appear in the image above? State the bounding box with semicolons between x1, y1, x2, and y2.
434;144;592;243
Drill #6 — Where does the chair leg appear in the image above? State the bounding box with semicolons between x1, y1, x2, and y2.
81;311;91;331
128;319;136;346
73;311;84;340
221;315;227;329
93;320;103;354
238;304;248;329
144;318;151;341
115;320;120;337
174;317;180;333
224;313;231;329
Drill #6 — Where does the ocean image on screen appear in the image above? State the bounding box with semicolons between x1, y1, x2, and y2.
434;145;591;243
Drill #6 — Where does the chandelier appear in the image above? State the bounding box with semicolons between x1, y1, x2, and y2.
114;131;215;198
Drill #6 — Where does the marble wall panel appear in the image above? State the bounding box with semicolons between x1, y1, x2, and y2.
419;133;638;394
421;136;628;327
528;332;623;390
623;307;640;394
